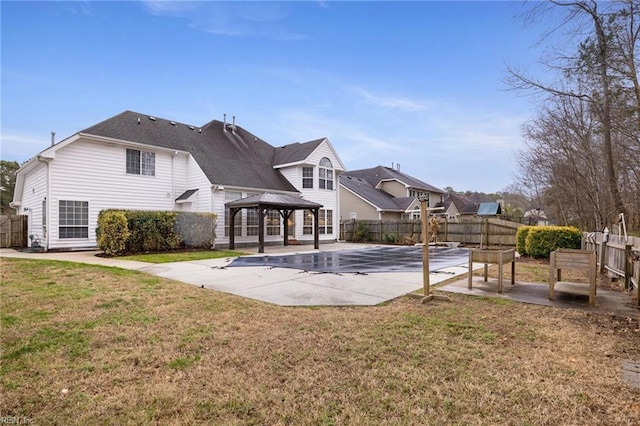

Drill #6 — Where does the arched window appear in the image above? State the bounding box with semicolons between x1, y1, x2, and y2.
319;157;334;190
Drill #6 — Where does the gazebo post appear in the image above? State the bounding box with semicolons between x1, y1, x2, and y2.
279;209;293;247
313;208;319;250
258;207;266;253
229;208;239;250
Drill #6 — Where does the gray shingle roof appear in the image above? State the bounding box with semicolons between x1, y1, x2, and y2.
273;139;325;166
435;193;478;215
343;166;444;194
225;193;322;209
340;175;410;212
80;111;299;192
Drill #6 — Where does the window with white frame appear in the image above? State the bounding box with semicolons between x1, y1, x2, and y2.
302;167;314;189
59;200;88;239
224;191;243;237
126;149;155;176
266;210;281;236
411;206;421;220
246;209;258;236
318;157;333;190
303;210;313;235
319;209;333;235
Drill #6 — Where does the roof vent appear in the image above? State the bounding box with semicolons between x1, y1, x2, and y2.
137;117;141;124
198;128;202;133
189;126;195;130
223;113;227;132
149;116;156;121
170;121;176;126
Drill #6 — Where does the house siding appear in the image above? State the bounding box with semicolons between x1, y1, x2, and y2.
339;187;380;221
379;180;407;198
35;138;202;249
289;140;342;242
20;162;48;246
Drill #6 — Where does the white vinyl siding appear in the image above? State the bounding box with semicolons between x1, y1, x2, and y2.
40;138;194;249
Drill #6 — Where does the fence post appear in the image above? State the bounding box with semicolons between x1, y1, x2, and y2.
598;239;607;275
625;244;632;290
444;217;449;242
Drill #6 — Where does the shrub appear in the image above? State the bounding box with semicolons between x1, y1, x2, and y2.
97;209;217;254
97;210;130;256
352;222;371;242
516;226;533;256
383;233;400;244
525;226;582;259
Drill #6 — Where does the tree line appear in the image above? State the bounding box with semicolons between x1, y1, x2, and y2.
508;0;639;232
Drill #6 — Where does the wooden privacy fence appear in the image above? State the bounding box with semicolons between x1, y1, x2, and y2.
583;232;640;308
340;217;522;247
0;215;28;248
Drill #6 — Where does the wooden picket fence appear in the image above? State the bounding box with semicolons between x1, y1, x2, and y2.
583;232;640;308
0;215;28;248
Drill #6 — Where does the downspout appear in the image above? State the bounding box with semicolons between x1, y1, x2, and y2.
37;155;51;252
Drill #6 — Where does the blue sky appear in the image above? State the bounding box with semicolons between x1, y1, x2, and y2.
2;1;550;192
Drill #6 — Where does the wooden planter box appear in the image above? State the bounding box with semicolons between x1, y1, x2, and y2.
549;248;597;306
468;248;516;293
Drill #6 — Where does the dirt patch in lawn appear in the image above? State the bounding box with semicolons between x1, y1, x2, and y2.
2;258;640;425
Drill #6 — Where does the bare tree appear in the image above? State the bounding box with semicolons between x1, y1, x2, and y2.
508;0;640;229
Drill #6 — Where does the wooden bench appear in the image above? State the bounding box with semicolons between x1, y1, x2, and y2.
468;248;515;293
549;248;597;306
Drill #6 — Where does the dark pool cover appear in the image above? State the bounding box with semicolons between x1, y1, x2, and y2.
227;246;469;274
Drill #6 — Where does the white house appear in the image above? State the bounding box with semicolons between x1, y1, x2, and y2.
11;110;345;250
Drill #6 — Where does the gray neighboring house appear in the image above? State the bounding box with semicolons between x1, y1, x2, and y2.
11;110;344;250
339;165;445;221
434;193;479;219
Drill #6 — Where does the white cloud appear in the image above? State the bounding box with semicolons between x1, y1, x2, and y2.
140;1;307;40
347;86;426;112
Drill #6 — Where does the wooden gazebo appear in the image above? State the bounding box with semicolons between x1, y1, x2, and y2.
225;193;322;253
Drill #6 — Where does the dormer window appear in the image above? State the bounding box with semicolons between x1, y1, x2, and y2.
319;157;333;190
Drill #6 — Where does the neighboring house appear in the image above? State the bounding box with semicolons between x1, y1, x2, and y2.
434;193;479;219
339;165;445;221
524;207;549;226
10;110;344;250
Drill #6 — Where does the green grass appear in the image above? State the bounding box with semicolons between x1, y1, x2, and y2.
2;257;639;425
118;249;246;263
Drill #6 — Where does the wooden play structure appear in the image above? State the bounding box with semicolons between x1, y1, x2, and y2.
467;248;516;293
549;248;597;306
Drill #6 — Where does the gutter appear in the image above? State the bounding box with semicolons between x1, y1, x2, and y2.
37;155;51;252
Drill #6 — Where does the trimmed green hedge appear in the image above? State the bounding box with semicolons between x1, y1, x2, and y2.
97;210;217;255
516;226;533;256
524;226;582;259
96;210;129;256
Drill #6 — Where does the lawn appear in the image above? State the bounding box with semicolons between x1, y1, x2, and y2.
118;249;246;263
1;258;639;425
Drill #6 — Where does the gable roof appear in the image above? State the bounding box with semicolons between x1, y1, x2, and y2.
272;139;325;166
343;166;444;194
435;193;478;215
79;111;300;192
340;175;415;212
